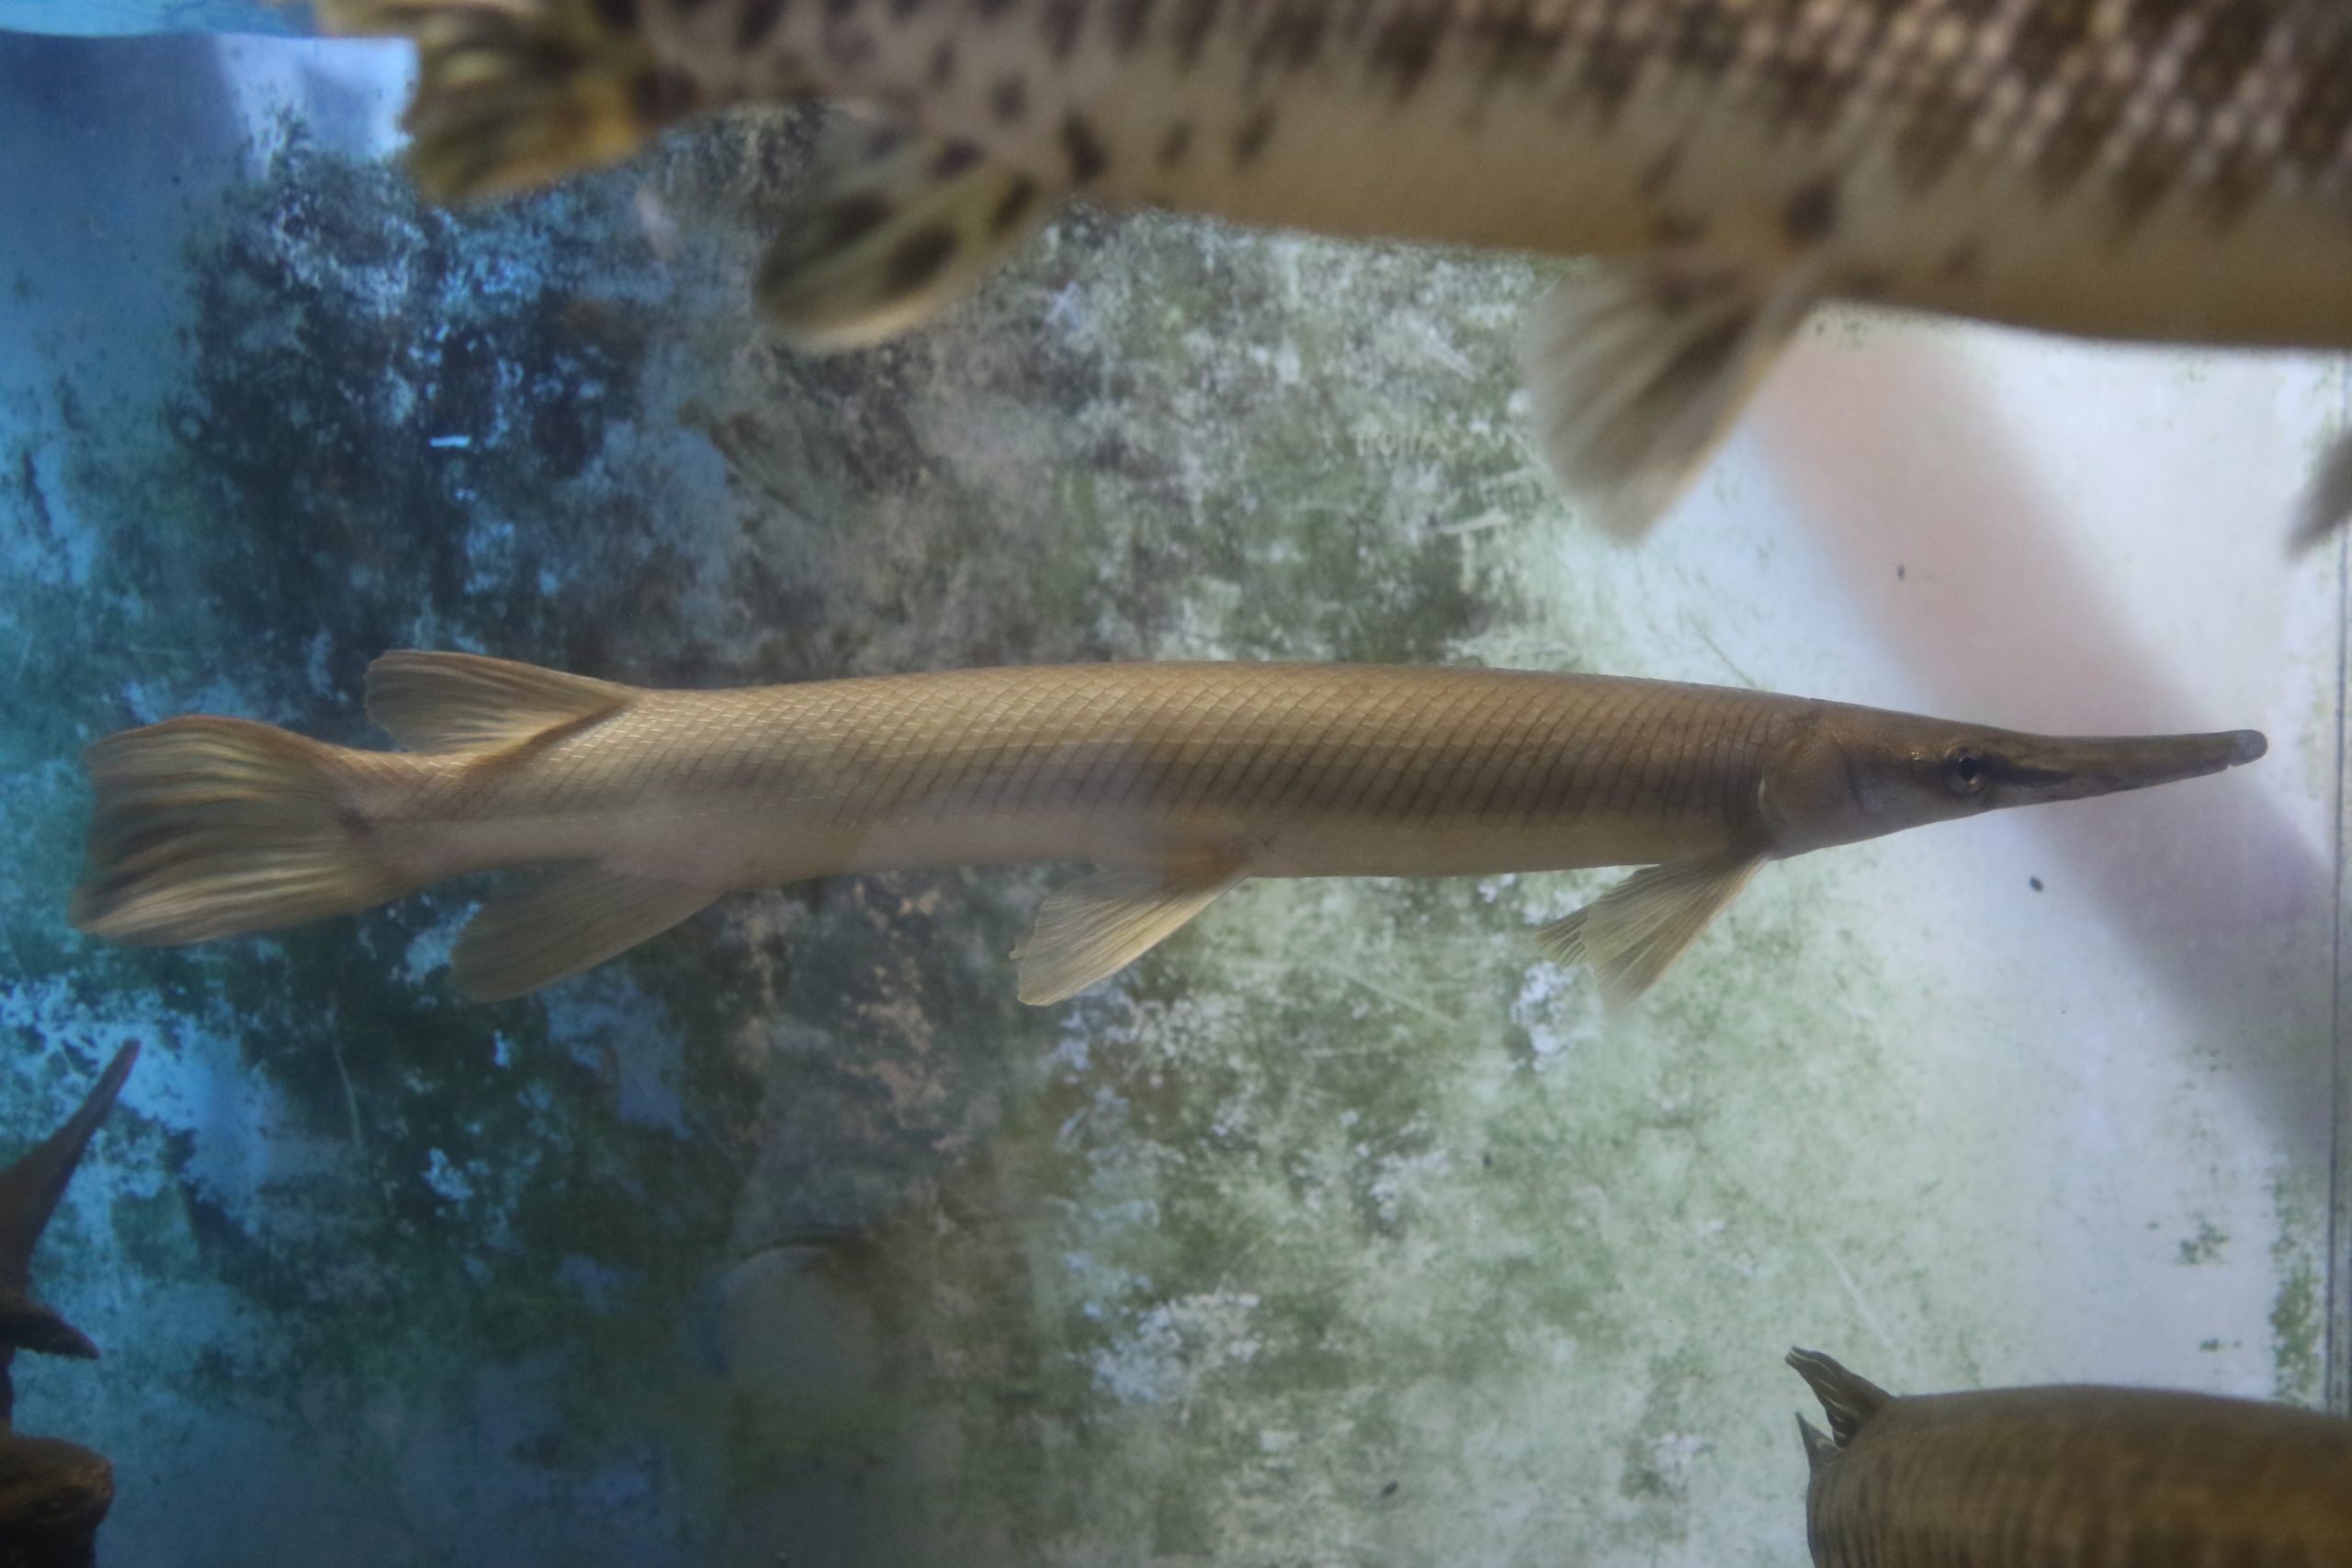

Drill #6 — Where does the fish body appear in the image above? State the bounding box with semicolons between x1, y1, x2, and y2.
323;0;2352;539
1788;1348;2352;1567
72;652;2261;1002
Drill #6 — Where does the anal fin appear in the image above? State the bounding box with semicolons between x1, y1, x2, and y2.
757;128;1058;352
1013;861;1248;1006
1533;853;1763;1006
452;864;717;1001
1524;254;1815;540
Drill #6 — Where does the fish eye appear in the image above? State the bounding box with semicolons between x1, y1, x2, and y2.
1942;745;1990;795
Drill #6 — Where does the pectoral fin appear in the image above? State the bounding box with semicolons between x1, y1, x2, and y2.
452;864;717;1001
1534;853;1763;1006
1013;862;1248;1006
2289;426;2352;553
1524;254;1814;540
757;128;1057;351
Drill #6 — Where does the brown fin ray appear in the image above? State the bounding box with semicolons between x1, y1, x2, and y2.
451;864;718;1000
1013;860;1249;1006
1534;852;1763;1005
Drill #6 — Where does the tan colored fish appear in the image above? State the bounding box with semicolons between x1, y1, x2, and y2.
70;652;2261;1002
1788;1348;2352;1566
312;0;2352;542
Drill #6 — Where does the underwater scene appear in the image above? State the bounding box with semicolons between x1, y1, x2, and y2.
3;2;2351;1563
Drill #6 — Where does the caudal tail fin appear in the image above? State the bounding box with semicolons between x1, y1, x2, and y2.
315;0;686;205
71;716;415;946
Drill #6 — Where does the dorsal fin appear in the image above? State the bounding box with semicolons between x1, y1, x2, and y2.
364;650;634;753
1785;1348;1894;1447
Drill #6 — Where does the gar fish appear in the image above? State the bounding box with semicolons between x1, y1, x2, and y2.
311;0;2352;544
1788;1348;2352;1566
70;653;2262;1003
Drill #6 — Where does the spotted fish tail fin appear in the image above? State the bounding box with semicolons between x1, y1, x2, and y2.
757;124;1059;351
316;0;687;202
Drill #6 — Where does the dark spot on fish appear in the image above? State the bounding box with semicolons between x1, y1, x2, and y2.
336;805;374;841
1042;0;1087;58
977;0;1014;17
1474;0;1558;87
820;192;894;250
1158;119;1193;164
591;0;636;35
1571;32;1643;126
2032;79;2128;197
991;74;1028;122
1639;143;1682;199
2007;0;2097;87
734;0;787;50
1247;0;1328;79
1894;86;1978;193
824;23;876;65
2283;30;2352;177
928;38;957;86
1108;0;1152;49
2109;143;2178;235
932;139;982;178
989;174;1039;235
890;0;923;19
1060;112;1108;183
1668;0;1738;73
1370;4;1444;98
1847;269;1890;299
1651;211;1707;246
630;66;699;121
1781;177;1838;244
1232;105;1276;165
1939;240;1981;281
2029;875;2043;892
1170;0;1222;69
883;225;958;294
2177;0;2268;110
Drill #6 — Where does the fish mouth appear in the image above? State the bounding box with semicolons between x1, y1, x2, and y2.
1997;728;2267;802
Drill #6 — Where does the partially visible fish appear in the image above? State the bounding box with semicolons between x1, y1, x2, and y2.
1788;1348;2352;1566
0;1042;138;1567
70;652;2262;1003
311;0;2352;545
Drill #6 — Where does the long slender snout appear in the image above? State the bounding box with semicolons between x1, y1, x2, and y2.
1995;728;2267;804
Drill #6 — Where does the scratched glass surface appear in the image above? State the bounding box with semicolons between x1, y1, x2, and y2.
0;22;2345;1568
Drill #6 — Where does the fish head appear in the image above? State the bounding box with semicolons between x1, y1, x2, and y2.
1759;709;2267;855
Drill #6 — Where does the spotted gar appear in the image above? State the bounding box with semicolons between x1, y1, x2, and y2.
70;652;2262;1002
1788;1348;2352;1567
312;0;2352;543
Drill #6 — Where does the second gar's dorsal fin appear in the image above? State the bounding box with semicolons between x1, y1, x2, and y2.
364;650;635;753
1786;1348;1894;1447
